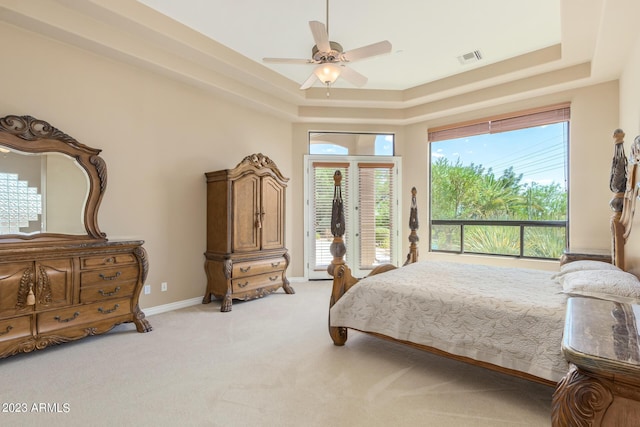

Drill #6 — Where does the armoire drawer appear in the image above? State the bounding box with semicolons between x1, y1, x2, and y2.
232;257;286;278
0;316;32;343
37;298;130;334
80;280;136;303
232;271;283;293
80;265;139;287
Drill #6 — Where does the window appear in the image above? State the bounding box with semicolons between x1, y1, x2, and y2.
309;132;394;156
428;104;569;259
0;172;42;234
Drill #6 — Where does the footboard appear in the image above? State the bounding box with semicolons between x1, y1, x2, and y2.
327;170;418;345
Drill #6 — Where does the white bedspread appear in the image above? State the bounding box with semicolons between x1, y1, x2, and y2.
329;261;568;382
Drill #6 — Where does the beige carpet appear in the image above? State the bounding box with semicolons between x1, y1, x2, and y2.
0;281;554;426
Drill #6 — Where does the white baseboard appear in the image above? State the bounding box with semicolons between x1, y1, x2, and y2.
143;297;202;316
142;277;307;316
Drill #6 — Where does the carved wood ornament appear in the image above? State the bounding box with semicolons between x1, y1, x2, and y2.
552;366;614;426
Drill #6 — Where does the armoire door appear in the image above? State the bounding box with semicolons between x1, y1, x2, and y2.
231;174;261;252
261;175;285;250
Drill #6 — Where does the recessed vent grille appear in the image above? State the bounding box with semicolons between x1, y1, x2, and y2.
457;50;483;65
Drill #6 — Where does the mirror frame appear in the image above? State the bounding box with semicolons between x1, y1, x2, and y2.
0;114;107;244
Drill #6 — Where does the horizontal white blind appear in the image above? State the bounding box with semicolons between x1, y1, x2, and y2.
358;164;395;270
311;163;350;270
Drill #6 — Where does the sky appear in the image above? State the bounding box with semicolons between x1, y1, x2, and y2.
431;123;568;190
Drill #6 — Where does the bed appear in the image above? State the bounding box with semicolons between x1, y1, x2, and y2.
327;129;640;389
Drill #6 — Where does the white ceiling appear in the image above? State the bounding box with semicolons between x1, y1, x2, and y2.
2;0;637;124
137;0;562;91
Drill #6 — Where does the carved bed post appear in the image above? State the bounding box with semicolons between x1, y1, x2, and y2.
327;171;346;278
328;170;358;346
404;187;419;266
610;129;628;269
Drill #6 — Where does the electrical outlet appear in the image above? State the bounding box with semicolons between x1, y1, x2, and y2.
144;285;151;295
161;282;167;292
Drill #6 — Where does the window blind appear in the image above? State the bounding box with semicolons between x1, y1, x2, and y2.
311;162;350;269
358;164;395;270
428;103;570;142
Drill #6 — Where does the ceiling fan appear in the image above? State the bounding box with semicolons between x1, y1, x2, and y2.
262;1;392;91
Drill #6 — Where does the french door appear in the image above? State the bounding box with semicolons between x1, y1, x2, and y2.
305;156;401;279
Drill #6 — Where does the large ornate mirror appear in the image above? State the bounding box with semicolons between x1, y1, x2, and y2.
0;115;106;244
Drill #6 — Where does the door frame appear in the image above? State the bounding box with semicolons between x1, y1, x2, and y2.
304;155;402;280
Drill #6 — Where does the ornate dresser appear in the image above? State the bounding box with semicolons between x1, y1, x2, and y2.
0;115;151;358
203;153;294;312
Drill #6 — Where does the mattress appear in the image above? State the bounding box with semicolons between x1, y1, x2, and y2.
329;261;568;382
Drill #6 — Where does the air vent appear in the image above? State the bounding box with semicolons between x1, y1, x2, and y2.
457;50;483;65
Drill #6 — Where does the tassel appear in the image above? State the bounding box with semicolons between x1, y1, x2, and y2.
26;286;35;306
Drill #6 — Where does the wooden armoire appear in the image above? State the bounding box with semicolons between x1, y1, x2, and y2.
203;153;294;312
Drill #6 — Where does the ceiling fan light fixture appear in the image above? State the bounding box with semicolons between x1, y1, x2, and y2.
314;63;342;85
263;0;391;91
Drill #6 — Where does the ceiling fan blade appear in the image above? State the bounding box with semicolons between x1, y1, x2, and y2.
263;57;315;64
309;21;331;52
300;72;319;89
341;40;392;62
339;66;368;87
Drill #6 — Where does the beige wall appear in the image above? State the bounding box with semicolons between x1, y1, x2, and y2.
619;32;640;276
293;82;620;272
0;23;293;309
0;17;634;309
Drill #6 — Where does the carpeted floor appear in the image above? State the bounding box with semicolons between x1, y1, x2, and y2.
0;281;554;426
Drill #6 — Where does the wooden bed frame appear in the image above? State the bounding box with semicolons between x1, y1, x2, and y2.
327;129;640;424
327;170;557;386
327;129;638;387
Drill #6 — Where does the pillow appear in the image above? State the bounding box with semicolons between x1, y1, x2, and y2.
561;269;640;302
552;260;621;282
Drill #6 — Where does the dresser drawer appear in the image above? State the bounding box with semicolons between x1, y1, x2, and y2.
37;298;130;334
232;271;283;293
232;257;286;278
0;316;32;343
80;265;139;287
80;281;136;303
80;253;137;269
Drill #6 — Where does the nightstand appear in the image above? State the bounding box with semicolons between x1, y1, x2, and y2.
552;297;640;426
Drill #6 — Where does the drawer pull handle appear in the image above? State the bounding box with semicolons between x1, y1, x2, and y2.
54;312;80;323
105;257;116;264
98;304;120;314
0;325;13;336
271;262;280;268
240;266;251;273
269;276;278;281
99;272;121;281
238;281;249;288
98;286;121;297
